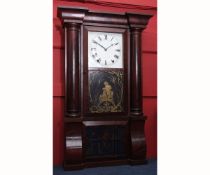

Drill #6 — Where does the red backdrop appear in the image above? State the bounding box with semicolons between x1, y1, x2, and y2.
53;0;157;165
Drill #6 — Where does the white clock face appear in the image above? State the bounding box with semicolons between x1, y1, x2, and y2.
88;31;123;68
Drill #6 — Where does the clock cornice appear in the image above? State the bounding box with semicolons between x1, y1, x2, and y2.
58;6;153;29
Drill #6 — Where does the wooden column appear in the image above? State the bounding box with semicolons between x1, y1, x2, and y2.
58;7;87;170
127;13;152;164
65;23;81;117
130;27;143;116
129;27;147;163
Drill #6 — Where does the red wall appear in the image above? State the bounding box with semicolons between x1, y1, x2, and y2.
53;0;157;165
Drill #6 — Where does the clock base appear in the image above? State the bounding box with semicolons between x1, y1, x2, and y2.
63;162;84;171
129;159;148;165
63;159;148;171
63;117;147;170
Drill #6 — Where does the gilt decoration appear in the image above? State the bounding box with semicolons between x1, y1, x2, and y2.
89;70;124;113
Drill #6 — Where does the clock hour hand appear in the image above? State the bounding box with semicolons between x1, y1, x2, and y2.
92;40;106;51
105;42;118;51
105;44;114;51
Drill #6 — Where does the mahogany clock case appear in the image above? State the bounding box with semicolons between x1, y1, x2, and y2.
57;6;153;170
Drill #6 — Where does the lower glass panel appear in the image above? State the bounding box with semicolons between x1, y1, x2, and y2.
88;70;124;113
85;125;126;159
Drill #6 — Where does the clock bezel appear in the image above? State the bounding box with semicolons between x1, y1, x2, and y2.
83;25;129;118
88;31;123;68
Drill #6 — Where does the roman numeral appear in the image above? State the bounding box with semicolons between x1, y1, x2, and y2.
96;58;101;63
114;55;119;59
105;34;107;40
92;40;97;44
116;49;120;52
105;60;107;65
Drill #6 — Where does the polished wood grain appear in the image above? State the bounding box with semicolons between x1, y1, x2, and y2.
130;28;143;116
64;122;83;168
58;6;152;170
130;117;147;161
65;23;81;117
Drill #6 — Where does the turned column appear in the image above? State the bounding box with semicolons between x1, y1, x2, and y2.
130;27;143;116
127;12;153;163
58;8;87;170
65;23;81;117
129;27;147;162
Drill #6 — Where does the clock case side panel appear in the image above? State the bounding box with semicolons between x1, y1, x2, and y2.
63;24;84;170
83;25;129;118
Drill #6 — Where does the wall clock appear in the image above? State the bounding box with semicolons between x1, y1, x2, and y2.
58;6;152;170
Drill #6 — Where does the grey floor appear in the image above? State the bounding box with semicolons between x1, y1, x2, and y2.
53;159;157;175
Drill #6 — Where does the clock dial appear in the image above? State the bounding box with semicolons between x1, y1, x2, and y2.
88;31;123;68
